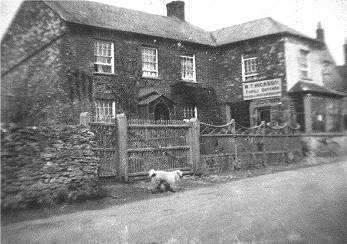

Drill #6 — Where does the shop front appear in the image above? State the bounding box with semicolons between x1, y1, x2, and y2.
289;81;345;134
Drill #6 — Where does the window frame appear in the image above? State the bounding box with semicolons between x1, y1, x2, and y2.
298;49;309;80
94;40;114;74
180;54;196;82
141;47;159;78
183;104;197;119
94;100;118;123
241;55;258;82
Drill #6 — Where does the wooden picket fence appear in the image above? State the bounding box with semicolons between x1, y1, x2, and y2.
200;120;303;173
90;115;200;181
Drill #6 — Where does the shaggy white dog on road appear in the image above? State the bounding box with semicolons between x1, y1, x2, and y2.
148;169;183;193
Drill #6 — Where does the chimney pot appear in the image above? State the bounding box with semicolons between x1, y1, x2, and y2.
166;1;185;21
316;22;325;43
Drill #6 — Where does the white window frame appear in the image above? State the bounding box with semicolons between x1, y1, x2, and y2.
183;104;197;119
142;47;158;78
180;54;196;82
94;40;114;74
241;55;258;82
298;49;309;79
95;100;118;123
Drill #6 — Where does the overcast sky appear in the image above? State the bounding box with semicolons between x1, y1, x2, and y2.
1;0;346;65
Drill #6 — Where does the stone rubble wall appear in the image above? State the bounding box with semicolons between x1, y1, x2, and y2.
1;124;100;210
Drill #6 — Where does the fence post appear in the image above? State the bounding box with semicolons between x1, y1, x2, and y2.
261;121;267;166
116;113;128;182
187;118;200;174
80;112;91;127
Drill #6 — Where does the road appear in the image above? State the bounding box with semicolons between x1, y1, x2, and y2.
2;160;347;244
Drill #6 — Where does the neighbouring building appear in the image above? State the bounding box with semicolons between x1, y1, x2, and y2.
337;39;347;130
1;1;345;133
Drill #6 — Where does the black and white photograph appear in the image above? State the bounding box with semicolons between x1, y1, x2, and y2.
1;0;347;243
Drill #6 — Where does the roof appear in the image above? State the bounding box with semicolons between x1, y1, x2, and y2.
43;1;215;46
289;81;346;97
43;1;318;46
212;17;315;46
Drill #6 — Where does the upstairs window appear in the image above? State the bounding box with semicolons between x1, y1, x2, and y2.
142;47;158;78
183;104;197;119
298;49;309;79
242;54;258;81
94;41;114;74
180;54;196;81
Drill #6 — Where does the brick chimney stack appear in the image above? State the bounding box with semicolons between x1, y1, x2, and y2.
344;38;347;66
166;1;185;21
316;22;325;43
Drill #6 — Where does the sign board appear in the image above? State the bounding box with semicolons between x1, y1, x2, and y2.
242;78;282;100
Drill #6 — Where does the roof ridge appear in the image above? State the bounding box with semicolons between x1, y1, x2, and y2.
211;17;272;33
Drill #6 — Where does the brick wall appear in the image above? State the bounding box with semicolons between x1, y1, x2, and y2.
1;124;100;210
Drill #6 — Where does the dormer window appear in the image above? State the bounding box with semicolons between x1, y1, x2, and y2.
242;54;258;81
299;49;309;79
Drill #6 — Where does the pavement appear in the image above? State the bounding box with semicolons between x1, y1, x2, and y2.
2;159;347;244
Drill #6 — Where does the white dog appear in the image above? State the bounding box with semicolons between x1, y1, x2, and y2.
148;169;183;193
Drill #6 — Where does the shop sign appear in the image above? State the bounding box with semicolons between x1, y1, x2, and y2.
242;78;282;100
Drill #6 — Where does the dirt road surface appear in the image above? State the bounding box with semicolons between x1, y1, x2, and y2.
2;160;347;244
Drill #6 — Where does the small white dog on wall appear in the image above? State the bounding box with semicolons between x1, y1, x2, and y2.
148;169;183;193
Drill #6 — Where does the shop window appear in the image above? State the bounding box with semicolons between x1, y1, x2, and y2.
256;106;271;125
311;96;341;133
242;54;258;81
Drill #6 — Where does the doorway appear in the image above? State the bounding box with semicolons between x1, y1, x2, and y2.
256;106;271;125
154;103;170;120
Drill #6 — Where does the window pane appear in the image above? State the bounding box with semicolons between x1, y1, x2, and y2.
142;47;158;77
94;41;113;73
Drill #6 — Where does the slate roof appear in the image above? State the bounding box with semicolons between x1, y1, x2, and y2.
43;1;318;47
211;17;314;46
289;81;346;97
43;1;215;46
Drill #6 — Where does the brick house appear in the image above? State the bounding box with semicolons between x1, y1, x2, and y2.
1;1;345;132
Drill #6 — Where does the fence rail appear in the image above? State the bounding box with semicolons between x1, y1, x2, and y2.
200;119;303;173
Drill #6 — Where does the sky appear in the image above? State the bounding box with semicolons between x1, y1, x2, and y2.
1;0;346;65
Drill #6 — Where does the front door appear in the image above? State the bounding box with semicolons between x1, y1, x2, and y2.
154;103;170;120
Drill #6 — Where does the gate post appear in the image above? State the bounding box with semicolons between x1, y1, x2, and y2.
187;118;200;174
116;113;128;182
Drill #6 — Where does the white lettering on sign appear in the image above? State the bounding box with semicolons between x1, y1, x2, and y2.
242;78;282;100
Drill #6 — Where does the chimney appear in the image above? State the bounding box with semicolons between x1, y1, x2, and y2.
316;22;325;43
166;1;185;21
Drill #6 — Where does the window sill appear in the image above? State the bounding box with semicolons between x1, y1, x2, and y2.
93;72;115;76
181;79;197;83
141;76;162;80
299;78;313;81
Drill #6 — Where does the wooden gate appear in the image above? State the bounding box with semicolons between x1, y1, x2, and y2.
89;115;200;181
126;119;195;180
89;122;119;177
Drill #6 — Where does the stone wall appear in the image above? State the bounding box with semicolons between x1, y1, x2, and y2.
1;1;73;126
63;24;218;122
1;124;100;210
